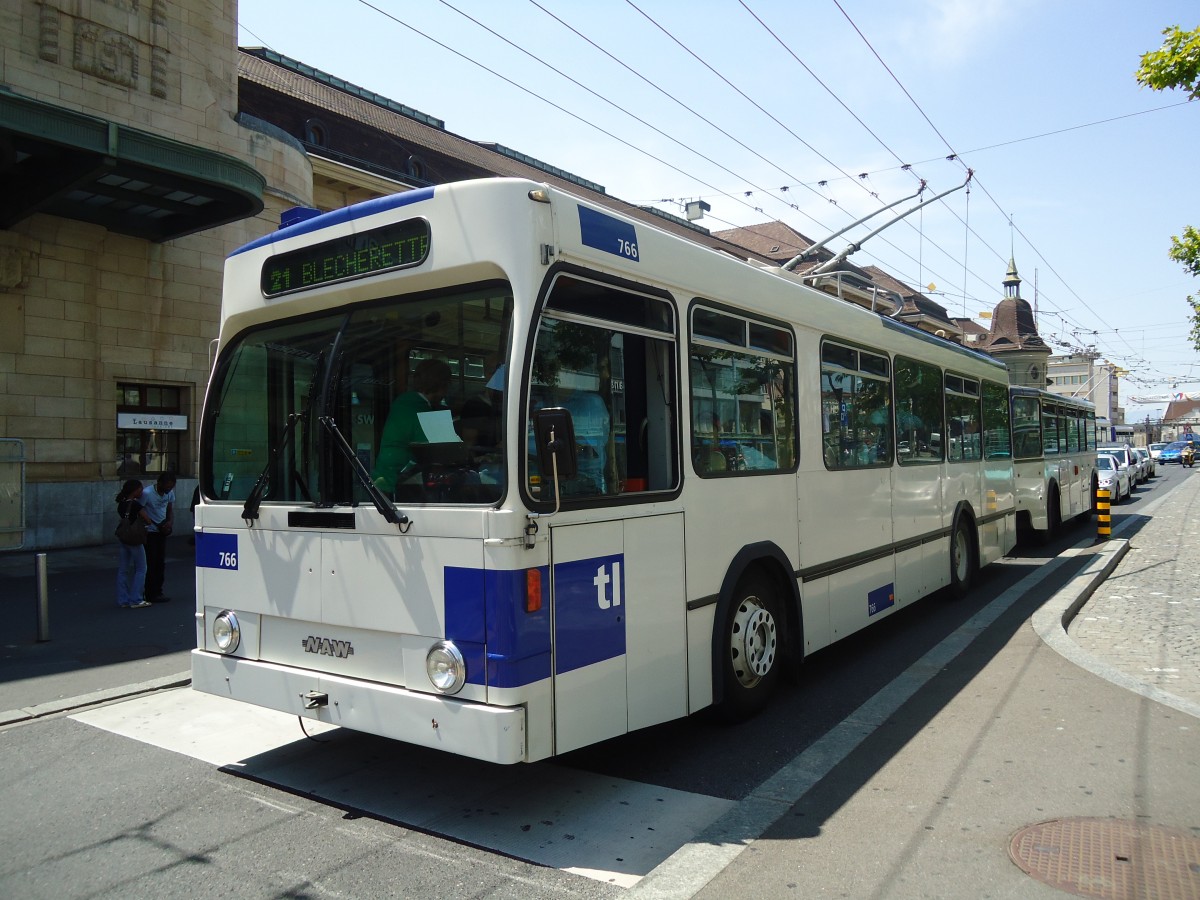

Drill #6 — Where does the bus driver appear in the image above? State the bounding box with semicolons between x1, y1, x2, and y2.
372;358;452;493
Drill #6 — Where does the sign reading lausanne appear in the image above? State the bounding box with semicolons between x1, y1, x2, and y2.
117;413;187;431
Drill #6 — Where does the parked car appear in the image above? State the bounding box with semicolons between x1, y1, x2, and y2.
1133;447;1155;478
1148;442;1167;461
1095;453;1129;502
1098;446;1142;484
1160;440;1188;464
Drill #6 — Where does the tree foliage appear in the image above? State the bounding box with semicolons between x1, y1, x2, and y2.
1136;25;1200;349
1136;25;1200;98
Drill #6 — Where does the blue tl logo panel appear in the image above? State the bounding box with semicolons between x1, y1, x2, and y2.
554;554;625;674
195;532;238;570
578;206;639;262
868;583;895;617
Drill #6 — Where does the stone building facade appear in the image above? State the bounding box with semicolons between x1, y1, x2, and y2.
1;0;310;549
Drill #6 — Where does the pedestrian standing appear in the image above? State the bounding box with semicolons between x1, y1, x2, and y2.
115;479;153;609
141;472;176;603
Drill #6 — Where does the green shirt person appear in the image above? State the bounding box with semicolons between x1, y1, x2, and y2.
372;358;452;492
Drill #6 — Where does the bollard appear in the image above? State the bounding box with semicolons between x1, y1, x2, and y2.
1096;489;1111;541
35;552;50;642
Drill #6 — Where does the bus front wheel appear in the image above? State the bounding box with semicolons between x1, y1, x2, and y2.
949;514;976;600
718;573;783;721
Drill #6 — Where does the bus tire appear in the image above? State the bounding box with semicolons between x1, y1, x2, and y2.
949;512;976;600
1040;483;1062;543
718;572;783;722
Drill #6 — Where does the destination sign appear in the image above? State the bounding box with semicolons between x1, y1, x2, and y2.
261;218;430;298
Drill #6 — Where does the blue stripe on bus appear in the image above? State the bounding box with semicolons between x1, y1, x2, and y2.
444;556;628;687
230;186;437;257
444;565;552;689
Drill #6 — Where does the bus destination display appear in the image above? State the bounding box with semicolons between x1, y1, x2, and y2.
261;218;430;297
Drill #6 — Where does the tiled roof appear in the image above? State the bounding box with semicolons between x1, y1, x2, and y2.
952;318;990;336
982;296;1048;353
1163;399;1200;423
712;221;819;263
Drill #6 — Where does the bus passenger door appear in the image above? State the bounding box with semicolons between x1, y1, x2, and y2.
549;514;687;755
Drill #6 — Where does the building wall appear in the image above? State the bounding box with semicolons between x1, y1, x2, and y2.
0;0;311;549
1047;355;1120;424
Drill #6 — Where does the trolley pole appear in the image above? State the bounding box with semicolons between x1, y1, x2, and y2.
1096;489;1111;542
35;552;50;642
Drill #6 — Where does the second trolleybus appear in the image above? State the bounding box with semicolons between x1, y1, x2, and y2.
192;178;1018;763
1009;387;1098;538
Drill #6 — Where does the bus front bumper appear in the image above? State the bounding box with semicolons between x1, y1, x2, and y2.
191;650;527;764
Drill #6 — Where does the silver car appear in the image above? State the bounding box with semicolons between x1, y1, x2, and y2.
1133;447;1155;479
1096;453;1130;502
1098;446;1141;485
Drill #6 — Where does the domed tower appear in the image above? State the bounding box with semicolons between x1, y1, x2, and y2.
981;258;1051;387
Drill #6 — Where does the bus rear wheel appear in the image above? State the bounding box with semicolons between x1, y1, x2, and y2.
719;573;783;721
949;514;976;599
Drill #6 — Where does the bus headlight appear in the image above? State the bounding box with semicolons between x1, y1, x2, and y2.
425;640;466;694
212;610;241;653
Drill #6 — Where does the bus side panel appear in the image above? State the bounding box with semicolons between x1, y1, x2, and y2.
827;555;897;642
683;476;800;712
977;513;1013;568
624;513;687;732
890;464;943;607
799;577;830;656
800;468;892;584
893;544;925;607
686;604;717;712
944;464;983;545
1014;460;1047;530
550;519;627;755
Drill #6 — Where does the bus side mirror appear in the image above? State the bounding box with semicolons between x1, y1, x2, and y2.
533;407;578;480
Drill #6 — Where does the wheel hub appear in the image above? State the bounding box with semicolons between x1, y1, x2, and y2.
730;599;777;687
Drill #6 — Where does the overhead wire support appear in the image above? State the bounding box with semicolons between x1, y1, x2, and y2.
782;180;926;271
806;171;973;277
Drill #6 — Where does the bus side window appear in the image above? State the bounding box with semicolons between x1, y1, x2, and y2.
529;276;678;500
690;307;796;476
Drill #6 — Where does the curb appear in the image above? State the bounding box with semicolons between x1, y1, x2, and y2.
1031;504;1200;722
0;672;191;727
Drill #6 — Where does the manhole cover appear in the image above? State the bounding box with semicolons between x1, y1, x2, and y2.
1010;817;1200;899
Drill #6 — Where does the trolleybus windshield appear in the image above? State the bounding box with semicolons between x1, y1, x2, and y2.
204;283;513;507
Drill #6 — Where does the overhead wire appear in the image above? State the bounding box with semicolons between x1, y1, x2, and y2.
615;0;984;300
272;2;1180;393
437;0;981;302
826;0;1141;373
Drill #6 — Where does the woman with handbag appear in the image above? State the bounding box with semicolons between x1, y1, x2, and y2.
115;479;153;609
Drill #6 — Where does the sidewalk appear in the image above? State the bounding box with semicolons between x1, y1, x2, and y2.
0;537;196;722
1068;468;1200;712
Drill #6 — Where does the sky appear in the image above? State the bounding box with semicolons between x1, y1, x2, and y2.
236;0;1200;422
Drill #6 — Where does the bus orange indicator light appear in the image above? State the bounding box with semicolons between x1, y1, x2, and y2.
526;569;543;613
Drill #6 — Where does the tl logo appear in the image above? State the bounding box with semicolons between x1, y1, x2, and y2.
593;561;623;610
301;636;355;659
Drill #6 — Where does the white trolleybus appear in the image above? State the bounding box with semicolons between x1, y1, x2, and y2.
192;178;1018;764
1009;387;1098;539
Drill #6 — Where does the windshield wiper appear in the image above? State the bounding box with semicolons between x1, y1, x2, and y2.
241;411;304;523
318;415;410;529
